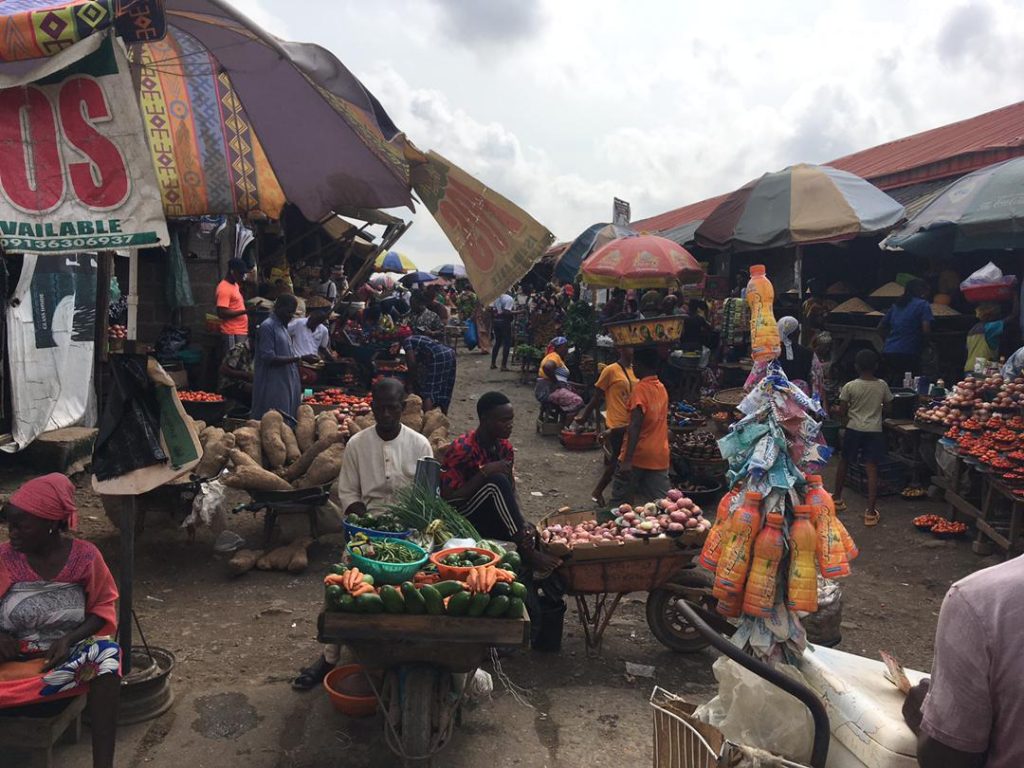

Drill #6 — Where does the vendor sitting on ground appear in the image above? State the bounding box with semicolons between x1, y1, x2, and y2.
218;337;254;408
441;392;560;572
403;334;457;414
409;290;445;339
0;474;120;768
292;378;432;691
535;336;583;426
902;554;1024;768
610;347;671;507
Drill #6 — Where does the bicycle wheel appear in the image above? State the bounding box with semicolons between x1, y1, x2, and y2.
400;666;440;765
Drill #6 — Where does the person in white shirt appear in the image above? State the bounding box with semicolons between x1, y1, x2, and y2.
490;292;515;371
315;266;339;304
287;297;333;360
292;378;432;690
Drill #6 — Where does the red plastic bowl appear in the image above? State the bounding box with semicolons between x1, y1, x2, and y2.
559;429;599;450
428;546;500;581
963;279;1017;304
324;665;377;717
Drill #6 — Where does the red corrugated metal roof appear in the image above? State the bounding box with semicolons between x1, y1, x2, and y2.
633;100;1024;234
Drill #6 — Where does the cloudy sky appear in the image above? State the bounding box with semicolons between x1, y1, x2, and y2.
242;0;1023;269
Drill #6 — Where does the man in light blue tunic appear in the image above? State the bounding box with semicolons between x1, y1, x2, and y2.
251;294;313;423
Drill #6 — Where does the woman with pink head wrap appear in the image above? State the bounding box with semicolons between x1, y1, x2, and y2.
1;474;120;768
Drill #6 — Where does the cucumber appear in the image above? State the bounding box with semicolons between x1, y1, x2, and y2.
447;591;471;616
500;551;522;571
467;593;490;617
379;585;404;614
401;582;426;614
510;581;527;600
420;585;444;615
338;593;356;612
355;593;384;614
325;584;343;607
328;563;347;575
506;597;525;618
434;581;465;598
490;582;511;598
485;595;510;617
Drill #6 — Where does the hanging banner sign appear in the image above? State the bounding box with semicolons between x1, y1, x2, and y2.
0;32;169;254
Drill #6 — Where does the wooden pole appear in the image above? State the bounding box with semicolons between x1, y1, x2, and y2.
118;495;136;675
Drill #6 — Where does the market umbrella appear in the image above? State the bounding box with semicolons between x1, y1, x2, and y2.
399;271;441;286
375;251;417;272
694;164;905;251
881;157;1024;254
555;223;637;283
0;0;414;220
580;235;704;288
433;264;468;279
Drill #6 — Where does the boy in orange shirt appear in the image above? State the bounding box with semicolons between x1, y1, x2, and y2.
610;346;671;507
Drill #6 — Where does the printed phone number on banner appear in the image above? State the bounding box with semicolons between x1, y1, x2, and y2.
0;234;160;252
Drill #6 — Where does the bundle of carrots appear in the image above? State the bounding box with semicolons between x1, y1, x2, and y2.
466;565;515;594
323;567;375;597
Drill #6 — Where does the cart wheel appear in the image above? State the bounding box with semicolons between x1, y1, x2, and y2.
646;568;718;653
400;666;441;765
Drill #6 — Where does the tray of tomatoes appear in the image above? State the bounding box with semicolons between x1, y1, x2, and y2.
179;390;224;403
912;514;945;531
930;520;968;538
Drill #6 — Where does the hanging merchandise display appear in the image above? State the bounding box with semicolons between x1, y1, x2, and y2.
699;364;854;663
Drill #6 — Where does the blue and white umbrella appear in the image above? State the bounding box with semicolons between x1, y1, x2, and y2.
433;263;468;279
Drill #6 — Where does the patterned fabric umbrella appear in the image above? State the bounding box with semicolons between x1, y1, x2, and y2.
374;251;417;272
0;0;414;220
580;235;704;289
882;157;1024;254
695;164;905;251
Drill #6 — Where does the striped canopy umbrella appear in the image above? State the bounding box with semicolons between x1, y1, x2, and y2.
695;164;905;251
555;223;637;283
432;264;468;279
399;271;441;286
374;251;417;272
882;157;1024;254
580;236;703;289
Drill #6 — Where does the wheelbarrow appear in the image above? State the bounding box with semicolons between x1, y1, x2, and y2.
232;484;331;546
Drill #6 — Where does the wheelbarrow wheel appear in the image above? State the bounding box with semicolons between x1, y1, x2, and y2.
645;568;717;653
400;666;441;765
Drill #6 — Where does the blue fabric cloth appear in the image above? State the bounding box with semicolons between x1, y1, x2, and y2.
251;315;300;423
405;335;457;409
882;298;933;355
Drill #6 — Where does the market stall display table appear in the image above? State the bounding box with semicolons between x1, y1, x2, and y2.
883;419;928;486
932;452;1023;558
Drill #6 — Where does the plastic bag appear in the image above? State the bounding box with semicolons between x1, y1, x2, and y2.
961;261;1004;288
464;319;479;350
182;479;227;531
694;656;814;764
91;355;168;480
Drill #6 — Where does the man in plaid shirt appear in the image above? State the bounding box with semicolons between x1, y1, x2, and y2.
403;334;457;413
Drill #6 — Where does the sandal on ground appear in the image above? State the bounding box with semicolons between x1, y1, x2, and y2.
834;499;848;512
292;657;332;691
863;509;880;527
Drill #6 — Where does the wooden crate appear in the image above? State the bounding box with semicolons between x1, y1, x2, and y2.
318;611;530;648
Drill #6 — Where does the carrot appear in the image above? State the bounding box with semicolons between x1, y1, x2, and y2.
467;568;479;593
324;574;347;586
350;583;374;597
414;571;439;585
493;568;516;583
483;566;497;592
343;569;361;592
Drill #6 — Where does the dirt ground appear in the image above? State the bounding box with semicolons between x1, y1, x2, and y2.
0;349;1001;767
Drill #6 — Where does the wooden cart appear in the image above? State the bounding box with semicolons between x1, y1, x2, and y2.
542;511;725;655
319;611;529;766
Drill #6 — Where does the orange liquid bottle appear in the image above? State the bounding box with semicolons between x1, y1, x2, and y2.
742;511;786;617
787;505;819;612
746;265;780;362
713;491;763;599
699;483;742;572
804;475;850;578
716;592;742;618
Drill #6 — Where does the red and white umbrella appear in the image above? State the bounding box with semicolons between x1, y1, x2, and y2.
580;235;704;288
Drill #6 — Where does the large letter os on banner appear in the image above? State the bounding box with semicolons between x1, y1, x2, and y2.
0;77;130;214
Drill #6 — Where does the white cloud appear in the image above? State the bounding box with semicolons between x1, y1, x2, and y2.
232;0;1024;269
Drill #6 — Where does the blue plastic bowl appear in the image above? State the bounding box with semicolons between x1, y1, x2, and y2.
347;538;428;585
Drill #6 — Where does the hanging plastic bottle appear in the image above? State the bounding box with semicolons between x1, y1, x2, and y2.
742;511;786;617
803;475;850;578
787;505;819;613
713;491;763;599
699;483;743;572
746;265;780;362
716;592;742;618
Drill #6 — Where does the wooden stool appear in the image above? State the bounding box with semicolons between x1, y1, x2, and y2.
0;694;86;768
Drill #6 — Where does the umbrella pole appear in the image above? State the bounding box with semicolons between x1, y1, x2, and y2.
794;245;803;296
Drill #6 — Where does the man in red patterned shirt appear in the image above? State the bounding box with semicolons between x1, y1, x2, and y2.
441;392;560;571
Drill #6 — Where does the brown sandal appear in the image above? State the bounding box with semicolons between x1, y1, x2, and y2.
834;498;848;512
863;509;880;527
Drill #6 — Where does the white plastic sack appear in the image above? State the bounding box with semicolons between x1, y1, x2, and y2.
694;656;814;764
960;261;1003;289
182;479;227;532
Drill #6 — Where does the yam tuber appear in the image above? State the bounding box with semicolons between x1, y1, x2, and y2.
281;431;343;482
295;405;316;453
426;426;449;444
280;420;301;464
420;408;448;437
261;411;287;469
401;411;424;433
234;427;262;466
223;464;292;492
199;426;224;449
194;432;236;478
316;412;340;441
228;549;262;577
403;394;423;413
351;414;375;433
287;537;314;573
297;443;345;488
431;436;452;462
228;448;259;469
